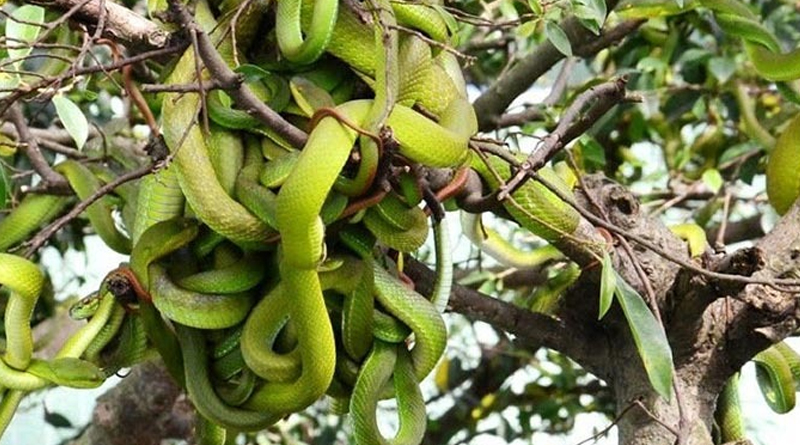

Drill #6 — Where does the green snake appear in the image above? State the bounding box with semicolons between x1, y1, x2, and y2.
766;113;800;215
0;1;549;441
0;156;136;254
275;0;338;64
2;1;800;444
0;254;116;434
126;0;470;442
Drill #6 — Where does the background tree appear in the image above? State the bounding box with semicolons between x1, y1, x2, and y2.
0;0;799;444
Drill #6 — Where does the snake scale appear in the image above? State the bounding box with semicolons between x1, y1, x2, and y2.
0;0;799;443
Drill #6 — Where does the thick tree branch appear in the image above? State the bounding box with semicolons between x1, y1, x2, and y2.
473;5;642;131
405;257;609;371
28;0;170;52
68;361;193;445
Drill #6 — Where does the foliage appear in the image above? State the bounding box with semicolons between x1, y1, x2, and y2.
0;0;799;444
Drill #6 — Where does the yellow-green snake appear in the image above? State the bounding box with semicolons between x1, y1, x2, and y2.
0;254;118;434
128;0;473;442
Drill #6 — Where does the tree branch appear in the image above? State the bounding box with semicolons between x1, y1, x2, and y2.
22;163;155;257
5;104;71;193
473;4;642;131
168;0;308;149
497;77;634;200
68;361;193;445
405;257;608;370
28;0;170;52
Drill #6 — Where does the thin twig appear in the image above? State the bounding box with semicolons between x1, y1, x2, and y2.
6;104;70;193
649;180;705;217
38;139;87;158
573;401;637;445
491;106;546;129
498;77;631;200
389;24;476;63
139;79;231;93
543;57;575;106
0;44;187;116
23;163;156;257
531;172;800;290
168;0;308;148
715;189;733;250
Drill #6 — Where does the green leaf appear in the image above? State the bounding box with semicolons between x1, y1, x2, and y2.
517;20;539;39
701;168;723;193
0;166;8;209
572;0;607;35
234;63;273;82
545;21;572;57
707;57;736;84
53;95;89;150
598;253;616;319
0;72;21;100
776;82;800;106
690;95;707;120
499;0;519;20
528;0;543;16
147;0;169;18
6;5;45;67
614;271;674;399
719;142;759;165
578;135;606;169
636;56;667;73
44;408;73;428
676;48;712;65
82;90;99;101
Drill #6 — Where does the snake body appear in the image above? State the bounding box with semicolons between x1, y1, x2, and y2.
766;113;800;215
0;254;44;370
0;0;471;439
0;194;69;252
2;0;800;442
0;0;713;442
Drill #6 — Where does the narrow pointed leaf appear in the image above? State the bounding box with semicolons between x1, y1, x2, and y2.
572;0;607;35
598;252;616;319
44;409;73;428
528;0;543;16
614;271;674;399
0;166;8;209
545;21;573;57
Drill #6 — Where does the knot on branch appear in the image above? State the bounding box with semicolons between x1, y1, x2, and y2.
706;247;766;295
147;30;170;48
577;174;642;229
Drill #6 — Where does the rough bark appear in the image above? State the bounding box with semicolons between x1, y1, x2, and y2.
12;1;800;444
68;360;195;445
